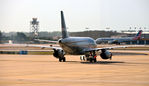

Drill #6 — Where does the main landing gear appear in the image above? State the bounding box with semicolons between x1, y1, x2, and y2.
88;57;97;63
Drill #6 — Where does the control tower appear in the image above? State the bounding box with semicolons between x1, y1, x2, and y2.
30;18;39;39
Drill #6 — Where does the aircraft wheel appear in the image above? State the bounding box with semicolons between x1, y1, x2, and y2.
89;58;96;63
59;57;66;62
80;56;85;61
93;58;97;62
59;58;62;62
89;58;93;63
63;57;66;62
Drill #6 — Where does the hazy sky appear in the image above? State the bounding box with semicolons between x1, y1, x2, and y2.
0;0;149;32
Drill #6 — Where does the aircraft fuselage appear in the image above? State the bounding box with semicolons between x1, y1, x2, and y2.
58;37;97;55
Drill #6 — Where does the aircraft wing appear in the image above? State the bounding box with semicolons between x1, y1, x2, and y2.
26;44;62;50
84;45;146;52
96;46;127;50
34;39;58;44
84;46;127;52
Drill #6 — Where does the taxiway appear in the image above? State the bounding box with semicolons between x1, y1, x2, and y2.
0;53;149;86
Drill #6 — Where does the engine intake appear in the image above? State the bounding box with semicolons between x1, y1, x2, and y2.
53;49;65;58
100;49;112;60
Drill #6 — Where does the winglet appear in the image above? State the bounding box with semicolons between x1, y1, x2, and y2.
61;11;69;39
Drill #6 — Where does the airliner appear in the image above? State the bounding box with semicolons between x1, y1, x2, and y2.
28;11;127;62
96;30;142;45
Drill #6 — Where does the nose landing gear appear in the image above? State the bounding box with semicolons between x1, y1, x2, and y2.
80;51;97;63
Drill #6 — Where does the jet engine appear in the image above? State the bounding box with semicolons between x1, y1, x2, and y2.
53;49;65;58
100;49;112;60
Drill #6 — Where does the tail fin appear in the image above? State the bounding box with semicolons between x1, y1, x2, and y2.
133;30;142;40
61;11;69;39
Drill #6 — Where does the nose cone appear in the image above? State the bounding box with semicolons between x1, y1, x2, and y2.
96;39;102;44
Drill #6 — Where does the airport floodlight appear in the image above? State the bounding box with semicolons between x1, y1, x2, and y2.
30;18;39;40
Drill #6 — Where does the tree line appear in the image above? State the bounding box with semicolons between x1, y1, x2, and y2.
0;30;121;44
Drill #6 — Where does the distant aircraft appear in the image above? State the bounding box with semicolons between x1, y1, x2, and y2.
96;30;142;45
4;40;13;44
28;11;128;62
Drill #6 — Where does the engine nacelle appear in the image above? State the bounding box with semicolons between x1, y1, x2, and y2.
53;49;65;58
100;49;112;59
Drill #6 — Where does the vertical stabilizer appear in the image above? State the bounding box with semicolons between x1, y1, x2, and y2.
61;11;69;39
133;30;142;40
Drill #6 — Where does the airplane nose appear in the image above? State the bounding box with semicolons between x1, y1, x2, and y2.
96;39;101;44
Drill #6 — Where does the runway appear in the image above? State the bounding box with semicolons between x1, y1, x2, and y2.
0;54;149;86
